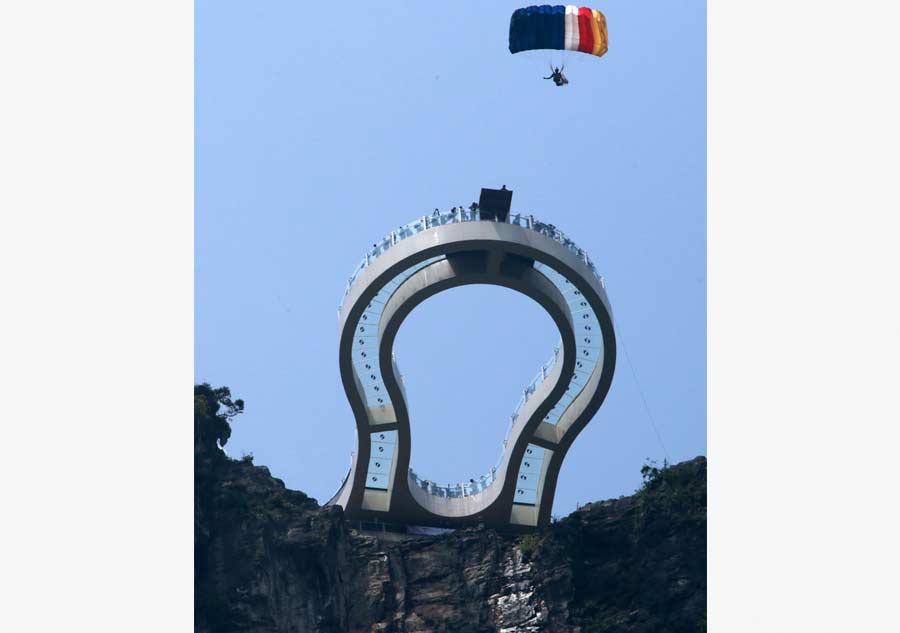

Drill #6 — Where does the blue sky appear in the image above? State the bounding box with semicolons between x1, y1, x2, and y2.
196;1;705;516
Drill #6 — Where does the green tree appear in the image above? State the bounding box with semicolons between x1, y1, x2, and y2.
194;383;244;450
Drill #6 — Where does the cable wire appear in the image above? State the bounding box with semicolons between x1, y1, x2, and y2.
618;329;671;462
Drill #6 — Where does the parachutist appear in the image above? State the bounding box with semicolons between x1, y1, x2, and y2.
544;66;568;86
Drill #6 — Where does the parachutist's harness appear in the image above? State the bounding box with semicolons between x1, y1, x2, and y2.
544;68;569;86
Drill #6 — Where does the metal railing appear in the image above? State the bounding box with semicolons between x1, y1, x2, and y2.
343;207;601;303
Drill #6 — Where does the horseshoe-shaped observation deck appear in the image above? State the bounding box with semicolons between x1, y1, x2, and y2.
327;203;616;529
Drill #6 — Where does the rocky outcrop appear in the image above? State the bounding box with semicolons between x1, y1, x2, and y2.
195;385;706;633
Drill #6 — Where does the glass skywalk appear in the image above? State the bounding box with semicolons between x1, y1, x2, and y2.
346;209;605;506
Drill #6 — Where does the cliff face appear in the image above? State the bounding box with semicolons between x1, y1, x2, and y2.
195;385;706;633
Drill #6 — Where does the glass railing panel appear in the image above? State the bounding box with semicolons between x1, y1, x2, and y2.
569;366;593;390
578;331;602;349
507;213;529;228
351;334;378;353
372;430;396;443
577;345;602;365
566;294;591;311
554;388;577;411
458;207;478;222
367;456;391;475
366;431;397;491
462;476;491;496
516;471;540;491
533;261;563;282
366;472;389;490
351;348;377;367
348;258;367;287
514;487;538;505
353;303;376;326
344;212;601;303
379;278;403;295
353;351;379;372
513;395;527;414
513;444;546;506
575;355;598;373
362;382;390;407
351;338;378;358
363;295;388;311
571;305;599;326
371;440;396;459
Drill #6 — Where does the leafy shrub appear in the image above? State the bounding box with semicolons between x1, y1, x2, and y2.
194;383;244;448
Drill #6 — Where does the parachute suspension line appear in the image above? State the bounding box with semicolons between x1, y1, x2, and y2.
617;327;671;463
545;50;562;73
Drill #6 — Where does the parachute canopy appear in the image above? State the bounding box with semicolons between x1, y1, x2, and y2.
509;5;608;58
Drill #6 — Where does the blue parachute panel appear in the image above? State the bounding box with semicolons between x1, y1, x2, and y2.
549;6;566;50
